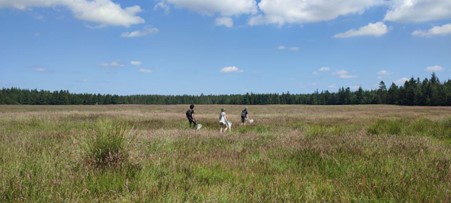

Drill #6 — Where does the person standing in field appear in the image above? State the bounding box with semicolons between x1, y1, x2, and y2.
241;107;249;126
186;104;196;128
219;108;229;133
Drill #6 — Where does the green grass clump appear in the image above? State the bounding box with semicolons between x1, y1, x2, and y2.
367;119;406;135
84;120;134;169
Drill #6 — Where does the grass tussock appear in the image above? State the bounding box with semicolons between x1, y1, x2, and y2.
83;119;135;169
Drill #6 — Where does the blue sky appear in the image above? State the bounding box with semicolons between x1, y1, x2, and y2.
0;0;450;95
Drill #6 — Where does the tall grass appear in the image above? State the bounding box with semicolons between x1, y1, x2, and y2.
83;120;133;169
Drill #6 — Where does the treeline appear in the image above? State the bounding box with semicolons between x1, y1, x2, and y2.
1;74;450;106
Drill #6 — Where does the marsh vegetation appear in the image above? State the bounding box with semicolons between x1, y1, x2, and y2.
0;105;450;201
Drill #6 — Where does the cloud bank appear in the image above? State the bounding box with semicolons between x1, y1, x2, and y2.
0;0;144;27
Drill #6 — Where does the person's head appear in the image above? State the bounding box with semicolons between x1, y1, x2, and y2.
190;104;195;109
221;108;224;112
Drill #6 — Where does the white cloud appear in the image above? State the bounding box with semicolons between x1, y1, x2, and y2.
101;61;124;67
215;17;234;28
161;0;257;16
277;45;299;51
277;45;286;50
121;27;159;38
319;67;330;72
377;70;391;79
220;66;243;73
152;0;451;29
313;67;330;75
412;24;451;37
130;60;142;66
377;70;391;75
334;70;357;79
395;77;409;85
425;65;444;72
154;2;170;14
0;0;144;27
384;0;451;23
249;0;383;26
139;68;152;73
334;22;388;38
35;67;48;72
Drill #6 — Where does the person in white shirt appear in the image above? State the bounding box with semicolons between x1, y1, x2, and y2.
219;108;228;133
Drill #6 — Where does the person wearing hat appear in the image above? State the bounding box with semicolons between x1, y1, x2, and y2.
219;108;229;133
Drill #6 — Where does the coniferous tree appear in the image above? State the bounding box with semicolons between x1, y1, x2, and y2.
377;81;387;104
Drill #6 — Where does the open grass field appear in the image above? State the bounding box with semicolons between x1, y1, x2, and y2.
0;105;450;202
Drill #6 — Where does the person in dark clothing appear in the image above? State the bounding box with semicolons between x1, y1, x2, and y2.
241;107;248;126
186;104;196;128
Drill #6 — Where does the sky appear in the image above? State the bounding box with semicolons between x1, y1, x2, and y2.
0;0;450;95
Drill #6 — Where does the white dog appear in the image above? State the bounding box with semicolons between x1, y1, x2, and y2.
227;121;232;132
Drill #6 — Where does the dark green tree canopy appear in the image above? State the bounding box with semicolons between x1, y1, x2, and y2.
1;74;450;106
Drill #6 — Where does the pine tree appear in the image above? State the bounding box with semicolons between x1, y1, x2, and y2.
377;81;387;104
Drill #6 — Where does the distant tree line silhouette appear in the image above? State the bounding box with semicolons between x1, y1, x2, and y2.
1;73;449;106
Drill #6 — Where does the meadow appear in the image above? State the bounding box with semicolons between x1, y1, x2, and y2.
0;105;450;202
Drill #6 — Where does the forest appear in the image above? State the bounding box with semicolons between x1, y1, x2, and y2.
1;73;450;106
